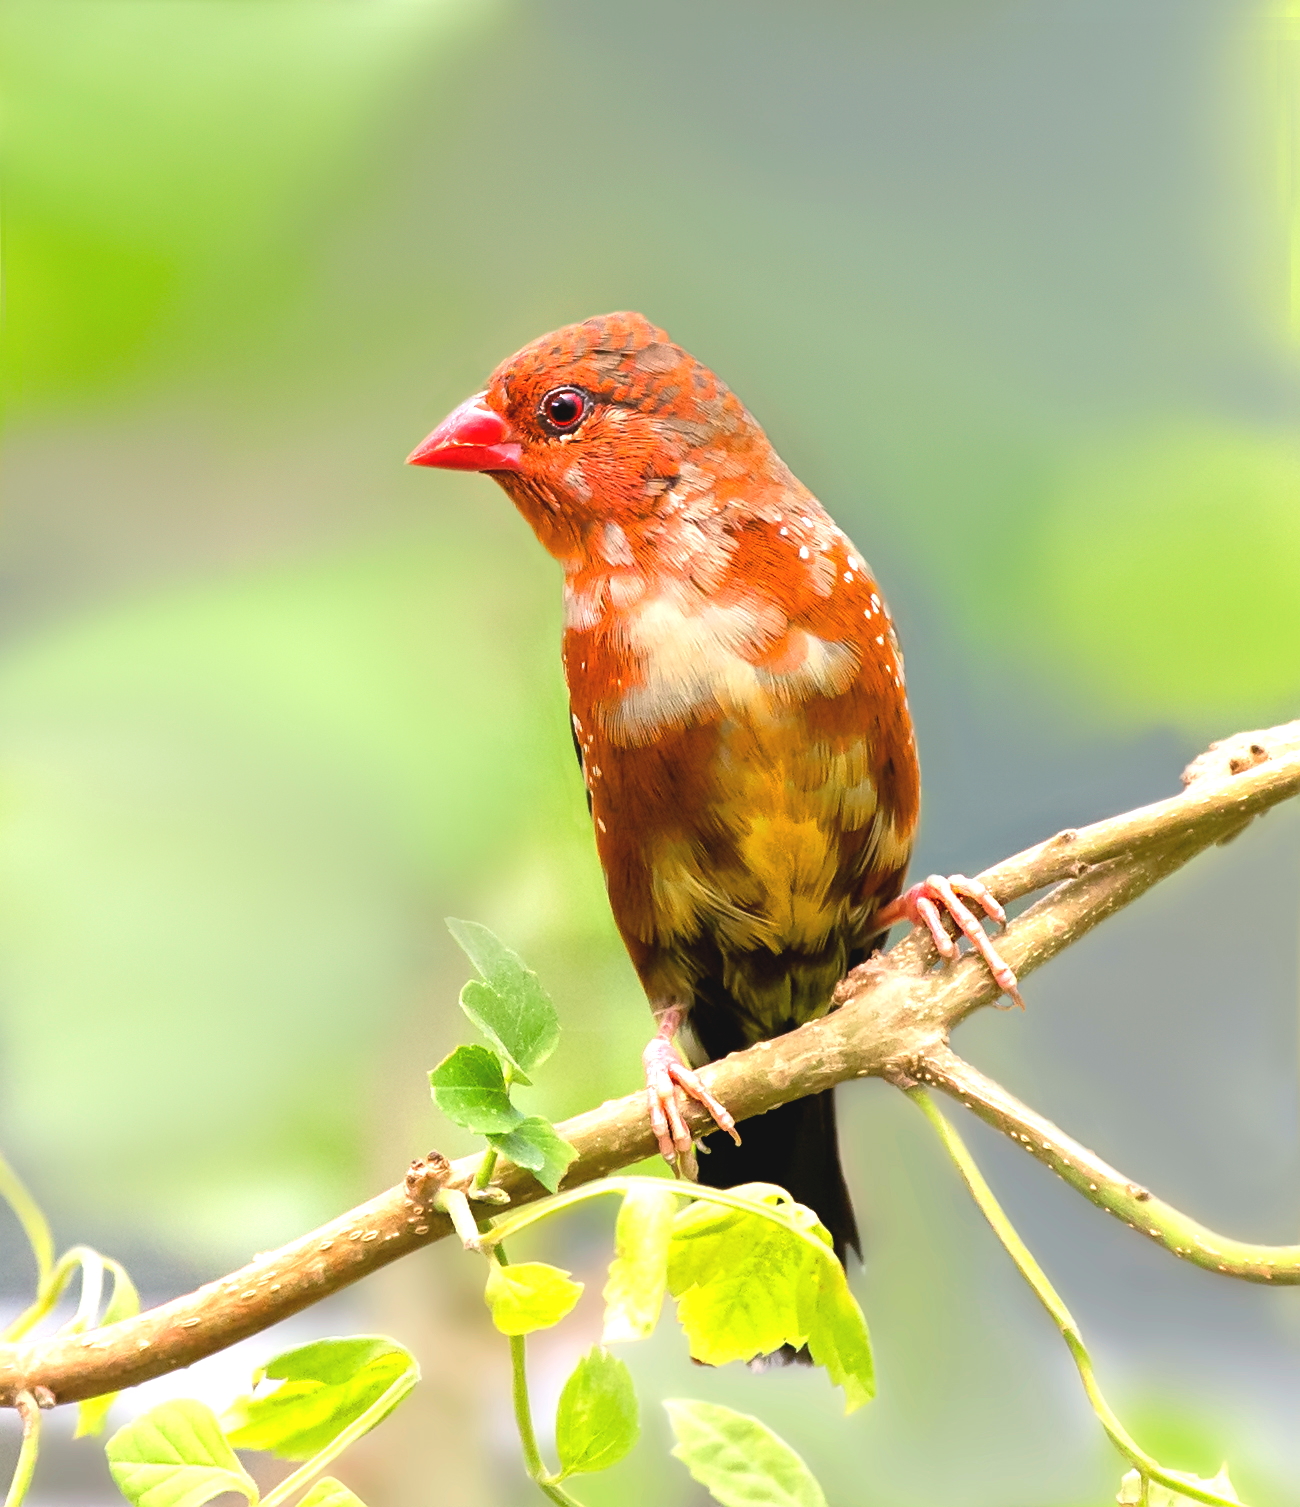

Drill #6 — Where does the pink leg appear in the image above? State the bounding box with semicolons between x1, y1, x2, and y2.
874;874;1024;1010
643;1005;741;1165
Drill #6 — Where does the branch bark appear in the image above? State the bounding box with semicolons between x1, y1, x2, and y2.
2;719;1298;1408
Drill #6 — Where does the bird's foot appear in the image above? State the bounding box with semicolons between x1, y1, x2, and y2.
642;1033;740;1169
875;873;1024;1009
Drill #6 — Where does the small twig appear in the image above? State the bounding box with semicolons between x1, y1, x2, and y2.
908;1090;1242;1507
3;1392;44;1507
0;719;1296;1408
915;1045;1300;1283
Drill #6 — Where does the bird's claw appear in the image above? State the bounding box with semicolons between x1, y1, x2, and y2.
642;1037;740;1167
876;873;1024;1009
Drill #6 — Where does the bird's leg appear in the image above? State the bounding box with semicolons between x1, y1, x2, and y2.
642;1004;741;1169
873;874;1024;1009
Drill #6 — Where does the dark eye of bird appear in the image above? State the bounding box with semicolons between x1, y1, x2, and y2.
539;387;588;433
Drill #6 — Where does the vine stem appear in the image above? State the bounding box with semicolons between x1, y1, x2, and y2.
907;1089;1241;1507
3;1392;41;1507
495;1247;583;1507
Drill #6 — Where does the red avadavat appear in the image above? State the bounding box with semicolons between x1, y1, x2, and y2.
410;312;1018;1265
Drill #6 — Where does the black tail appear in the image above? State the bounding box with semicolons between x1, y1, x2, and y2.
697;1088;860;1264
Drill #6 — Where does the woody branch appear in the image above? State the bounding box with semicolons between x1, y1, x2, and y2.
1;719;1297;1409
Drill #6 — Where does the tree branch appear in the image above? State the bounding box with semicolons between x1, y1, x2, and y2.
915;1043;1300;1283
1;719;1297;1408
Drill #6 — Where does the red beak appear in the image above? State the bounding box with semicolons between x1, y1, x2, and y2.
406;394;522;472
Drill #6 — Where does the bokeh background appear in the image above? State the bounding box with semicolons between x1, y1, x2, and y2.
2;1;1300;1503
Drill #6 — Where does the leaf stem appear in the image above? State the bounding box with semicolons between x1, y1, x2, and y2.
496;1247;584;1507
472;1149;500;1194
908;1088;1243;1507
259;1368;419;1507
4;1393;41;1507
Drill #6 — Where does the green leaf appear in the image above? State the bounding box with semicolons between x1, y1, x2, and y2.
667;1184;873;1412
293;1479;368;1507
75;1257;142;1437
554;1347;639;1477
107;1398;258;1507
803;1259;874;1414
429;1045;522;1134
222;1336;418;1461
446;918;560;1076
484;1261;583;1335
486;1116;577;1193
603;1183;677;1343
664;1400;827;1507
668;1187;818;1364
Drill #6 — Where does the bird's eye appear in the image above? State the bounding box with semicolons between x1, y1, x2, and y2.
539;387;589;433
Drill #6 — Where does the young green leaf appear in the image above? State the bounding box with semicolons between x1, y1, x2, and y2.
429;1045;522;1134
667;1184;873;1412
107;1398;258;1507
222;1337;418;1461
554;1347;639;1477
292;1479;368;1507
664;1400;827;1507
668;1190;819;1365
603;1183;677;1343
75;1256;143;1437
484;1261;583;1335
446;918;560;1077
486;1116;577;1193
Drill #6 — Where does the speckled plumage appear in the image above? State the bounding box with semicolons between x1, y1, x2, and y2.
416;312;927;1260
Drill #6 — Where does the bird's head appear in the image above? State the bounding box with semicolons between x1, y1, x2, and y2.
408;313;790;568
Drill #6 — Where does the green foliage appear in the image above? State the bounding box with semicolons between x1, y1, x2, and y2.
484;1260;584;1336
554;1347;639;1477
432;920;577;1192
429;1045;522;1134
106;1335;418;1507
665;1183;874;1412
602;1182;677;1343
664;1400;828;1507
446;917;561;1079
486;1116;577;1194
107;1399;257;1507
221;1337;417;1460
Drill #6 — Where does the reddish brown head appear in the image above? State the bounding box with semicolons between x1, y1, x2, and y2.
408;313;794;565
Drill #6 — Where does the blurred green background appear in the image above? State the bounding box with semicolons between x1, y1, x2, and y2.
2;1;1299;1503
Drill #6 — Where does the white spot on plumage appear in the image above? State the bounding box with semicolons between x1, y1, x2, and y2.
798;545;810;559
600;521;636;567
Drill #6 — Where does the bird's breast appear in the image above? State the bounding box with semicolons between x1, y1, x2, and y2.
565;576;861;748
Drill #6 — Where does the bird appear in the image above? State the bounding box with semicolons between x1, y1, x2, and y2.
407;312;1019;1266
